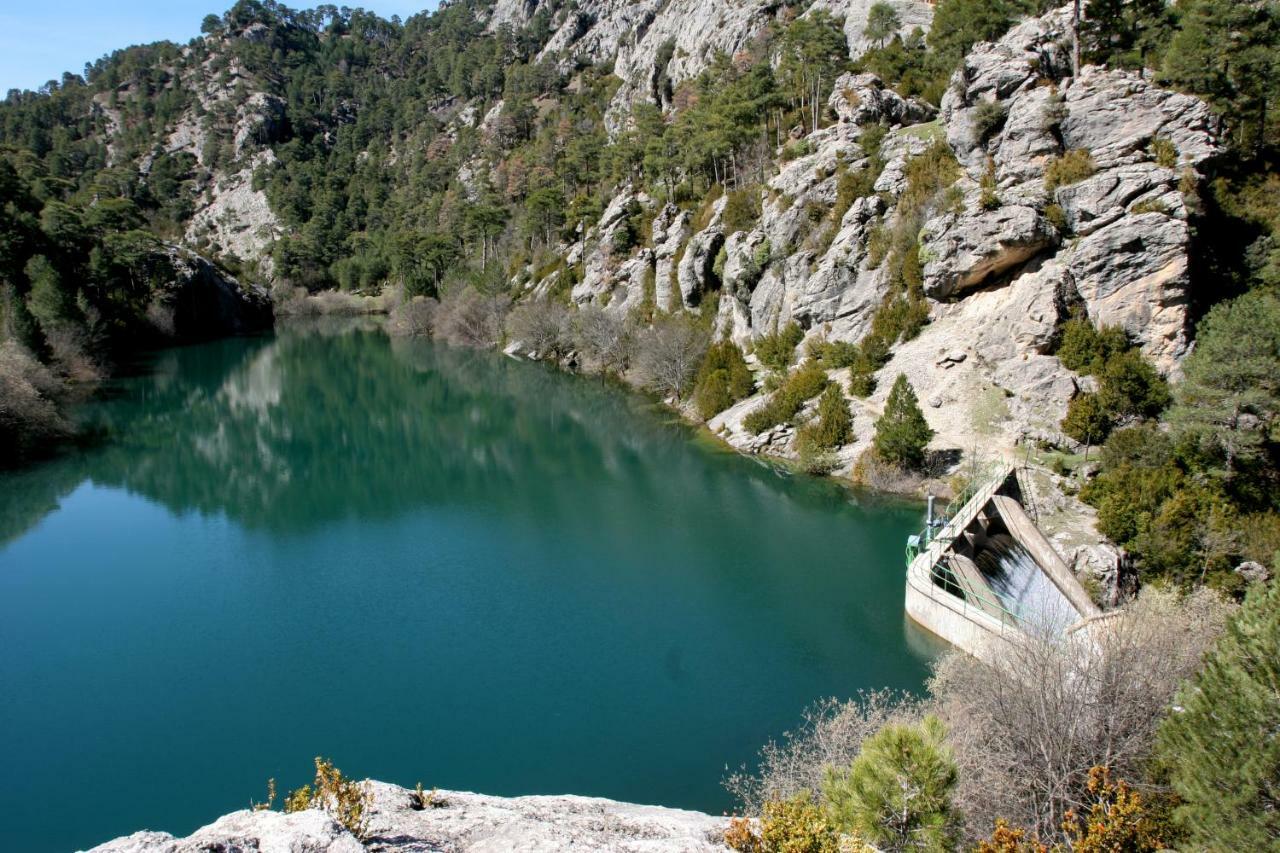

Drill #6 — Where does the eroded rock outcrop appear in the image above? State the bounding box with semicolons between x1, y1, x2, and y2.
88;782;731;852
921;205;1059;299
527;4;1217;468
486;0;933;131
149;245;274;340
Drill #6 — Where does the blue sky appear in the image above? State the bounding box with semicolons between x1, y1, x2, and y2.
0;1;438;93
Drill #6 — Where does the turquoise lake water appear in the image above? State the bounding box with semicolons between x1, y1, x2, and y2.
0;320;940;851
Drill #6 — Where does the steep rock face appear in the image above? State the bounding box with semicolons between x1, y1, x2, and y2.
921;205;1059;299
89;782;732;852
569;188;657;316
1063;212;1193;369
487;0;932;130
133;37;285;276
936;8;1216;372
700;5;1217;465
151;245;274;339
529;4;1216;462
654;203;693;311
810;0;935;60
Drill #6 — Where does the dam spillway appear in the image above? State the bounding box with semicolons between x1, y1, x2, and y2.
905;466;1100;656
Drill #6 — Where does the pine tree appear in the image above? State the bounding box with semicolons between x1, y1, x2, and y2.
1155;580;1280;848
873;374;934;469
1169;290;1280;490
1161;0;1279;149
865;3;903;49
1084;0;1171;67
1061;392;1114;448
823;716;960;852
811;382;854;449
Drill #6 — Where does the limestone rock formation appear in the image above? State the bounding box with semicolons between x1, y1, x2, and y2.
811;0;935;56
487;0;932;131
921;205;1058;299
691;4;1219;469
149;245;274;339
88;782;732;852
828;72;937;128
1063;212;1193;370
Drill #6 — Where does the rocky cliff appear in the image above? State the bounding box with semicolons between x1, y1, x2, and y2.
549;6;1215;471
486;0;933;129
89;782;731;852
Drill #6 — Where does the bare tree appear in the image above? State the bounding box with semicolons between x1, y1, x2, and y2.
724;690;923;815
505;299;572;359
434;287;510;349
1072;0;1082;78
0;341;72;465
572;305;633;373
930;586;1233;843
633;315;708;401
387;296;439;338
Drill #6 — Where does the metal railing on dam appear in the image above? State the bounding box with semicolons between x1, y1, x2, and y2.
904;463;1101;659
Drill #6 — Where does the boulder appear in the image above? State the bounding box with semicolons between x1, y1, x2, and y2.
921;205;1058;299
1235;561;1271;584
828;73;936;127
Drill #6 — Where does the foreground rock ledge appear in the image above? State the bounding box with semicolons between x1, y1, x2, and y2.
88;781;732;852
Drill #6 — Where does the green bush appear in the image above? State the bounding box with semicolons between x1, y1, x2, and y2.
971;100;1008;146
1044;202;1067;231
1150;136;1178;169
1056;319;1169;443
723;187;762;234
1130;198;1170;215
866;221;891;269
743;361;831;435
1055;317;1129;375
1062;391;1114;445
810;339;861;369
848;367;877;398
692;340;755;420
754;322;805;373
730;793;840;853
1099;349;1171;419
979;157;1001;210
1045;149;1097;192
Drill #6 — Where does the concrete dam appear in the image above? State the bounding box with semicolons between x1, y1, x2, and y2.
905;466;1100;657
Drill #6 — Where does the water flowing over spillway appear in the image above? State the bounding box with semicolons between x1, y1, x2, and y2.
974;533;1076;635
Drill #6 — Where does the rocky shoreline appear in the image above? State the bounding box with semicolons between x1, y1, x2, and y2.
88;782;732;853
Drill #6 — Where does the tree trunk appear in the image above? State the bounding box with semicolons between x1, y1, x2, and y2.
1072;0;1082;78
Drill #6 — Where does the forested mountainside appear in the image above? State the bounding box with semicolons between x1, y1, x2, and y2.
2;0;1279;598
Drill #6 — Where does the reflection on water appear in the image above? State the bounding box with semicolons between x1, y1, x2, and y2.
7;320;904;539
0;320;935;853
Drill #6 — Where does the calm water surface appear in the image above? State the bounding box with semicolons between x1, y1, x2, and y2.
0;320;940;851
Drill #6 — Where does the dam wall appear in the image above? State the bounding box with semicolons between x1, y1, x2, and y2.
904;466;1099;659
